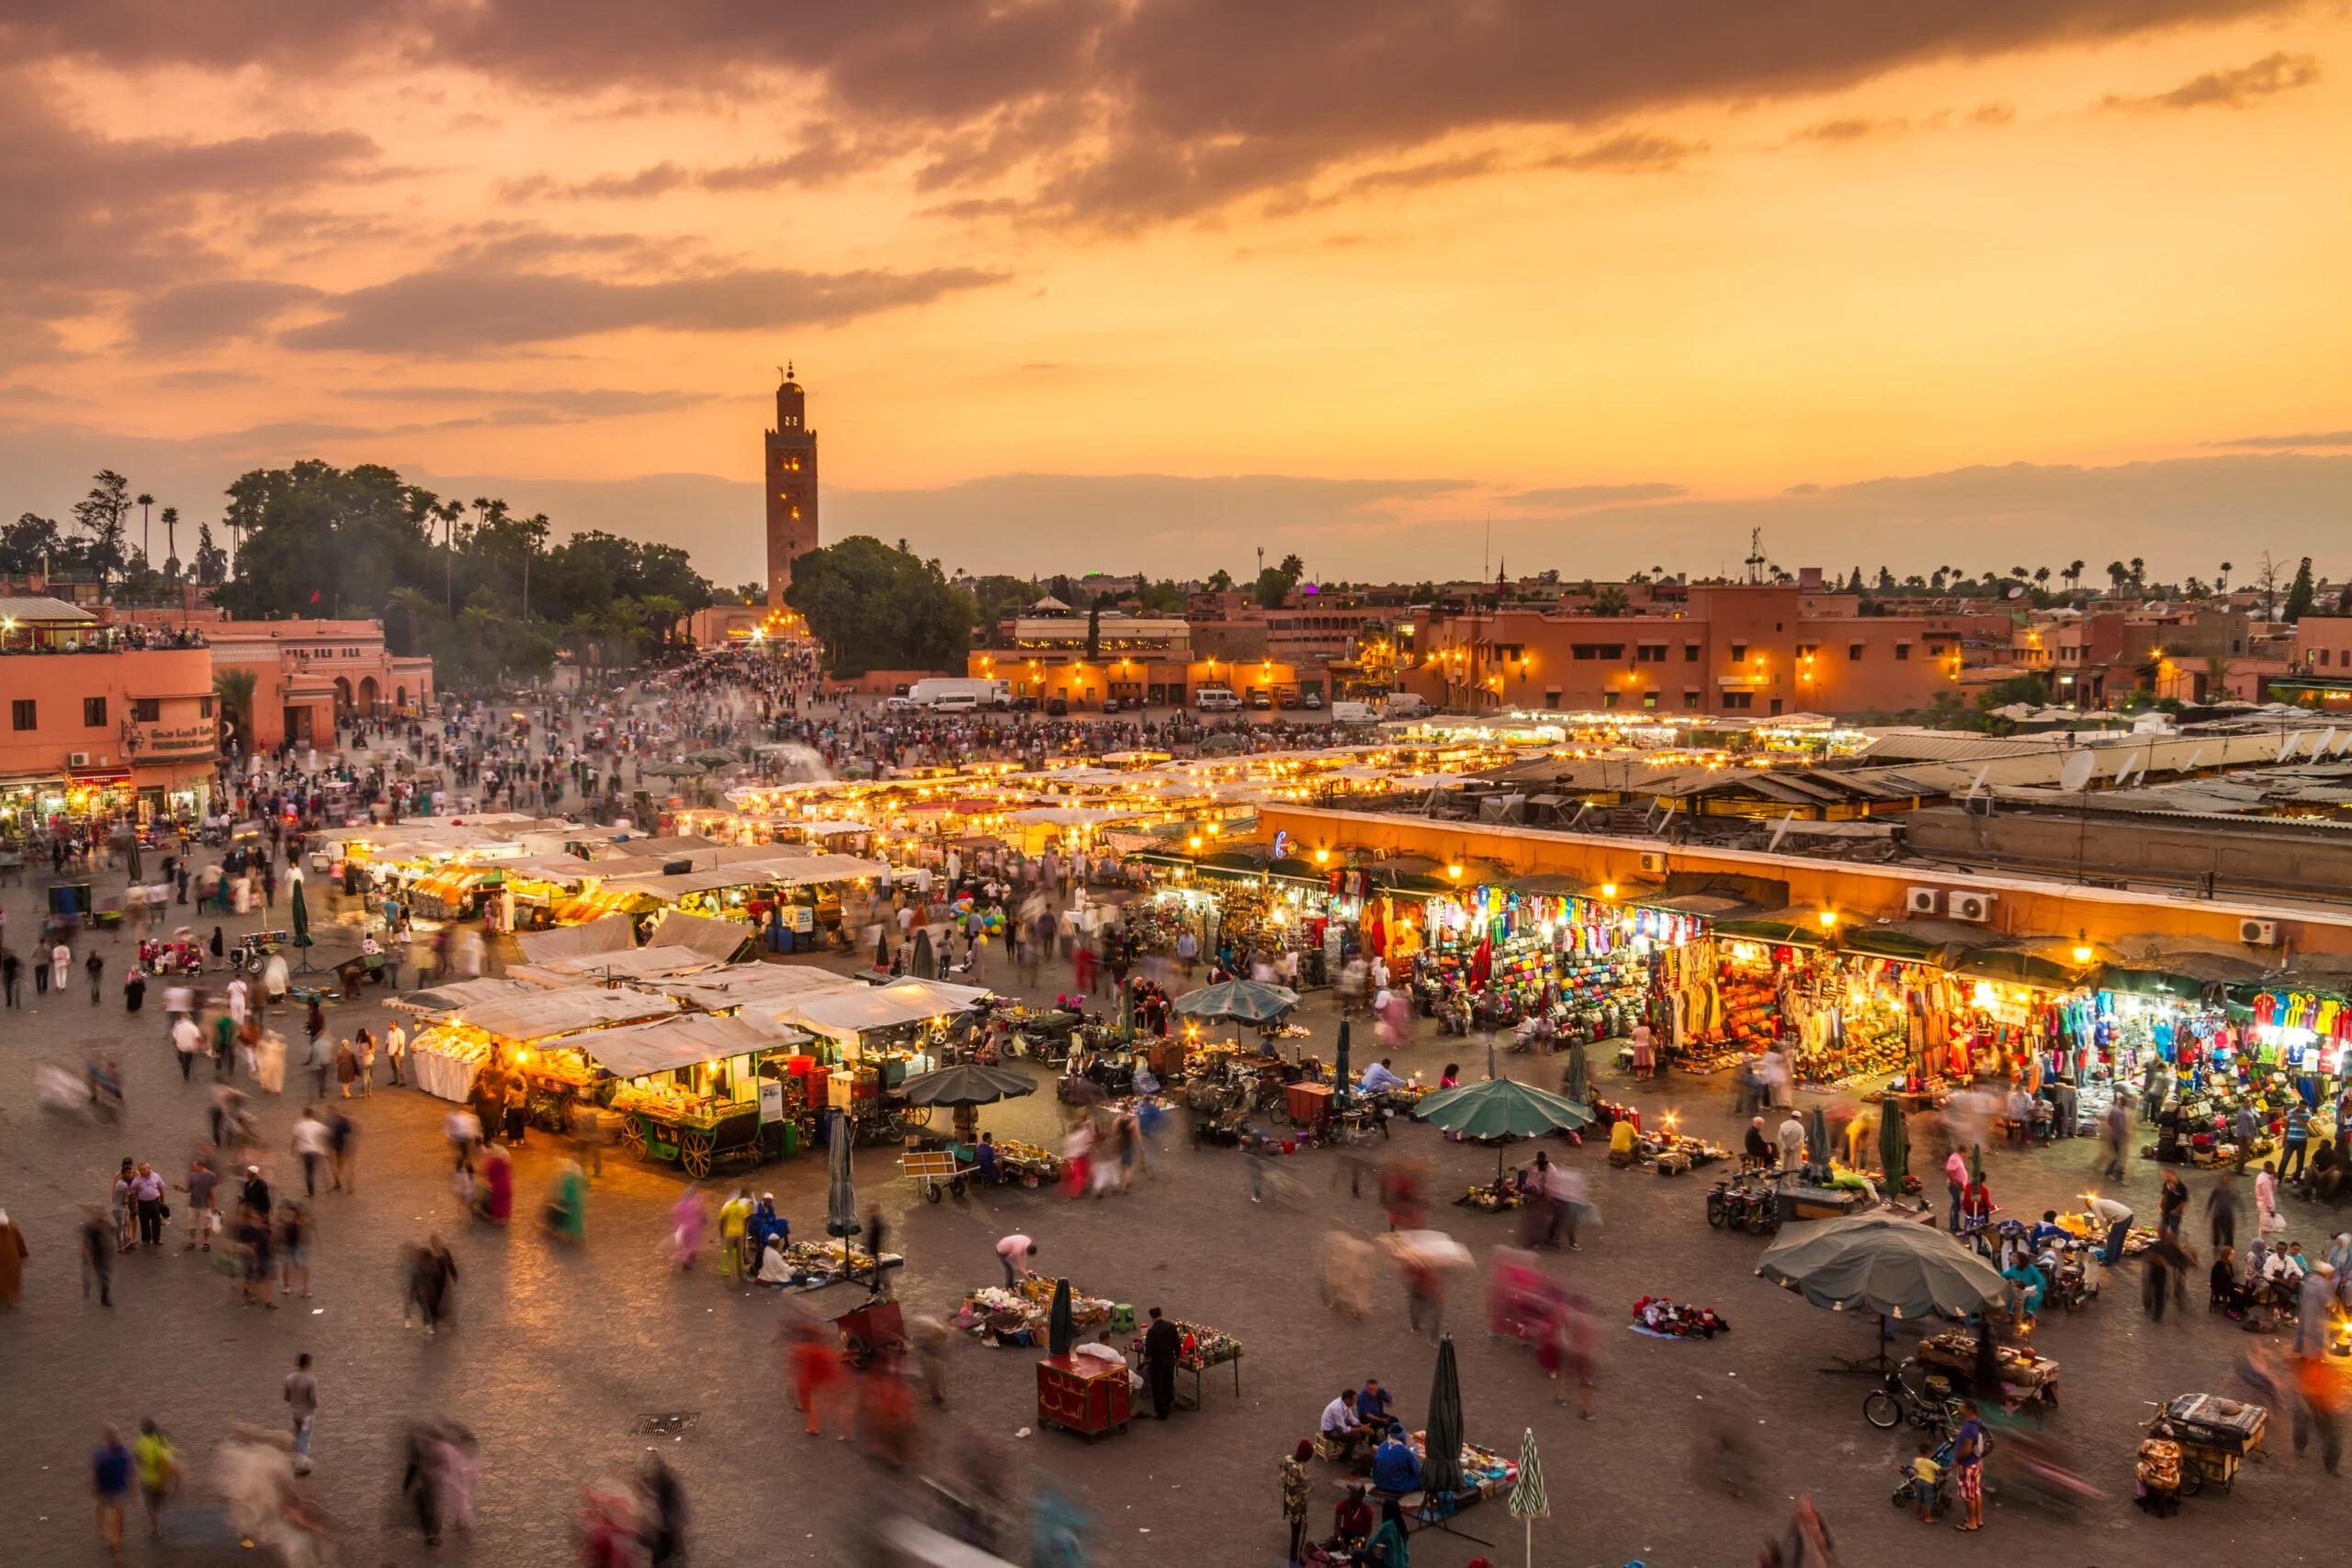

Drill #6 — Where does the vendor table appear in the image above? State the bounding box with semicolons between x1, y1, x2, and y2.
1125;1325;1243;1410
1285;1081;1334;1128
1916;1331;2060;1406
1037;1353;1131;1439
409;1045;481;1102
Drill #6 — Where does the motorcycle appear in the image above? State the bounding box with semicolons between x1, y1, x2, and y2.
1705;1176;1781;1235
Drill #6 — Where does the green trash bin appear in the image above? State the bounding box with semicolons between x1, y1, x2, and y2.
777;1119;799;1158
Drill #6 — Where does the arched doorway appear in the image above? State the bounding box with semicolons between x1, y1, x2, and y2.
395;685;407;710
333;677;353;717
357;676;379;716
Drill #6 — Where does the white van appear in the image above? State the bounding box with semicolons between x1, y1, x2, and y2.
930;692;979;713
1385;693;1432;718
1329;701;1379;726
1195;685;1241;712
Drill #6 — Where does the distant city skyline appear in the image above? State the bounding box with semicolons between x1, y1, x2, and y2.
0;5;2345;581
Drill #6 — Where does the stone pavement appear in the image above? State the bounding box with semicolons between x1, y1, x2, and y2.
2;862;2346;1566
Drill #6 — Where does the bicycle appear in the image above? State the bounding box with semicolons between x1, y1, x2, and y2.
1863;1359;1962;1433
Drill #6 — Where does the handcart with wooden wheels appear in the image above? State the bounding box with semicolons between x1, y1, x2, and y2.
2148;1393;2267;1497
619;1101;763;1178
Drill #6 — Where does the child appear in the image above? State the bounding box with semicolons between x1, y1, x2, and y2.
1911;1440;1940;1523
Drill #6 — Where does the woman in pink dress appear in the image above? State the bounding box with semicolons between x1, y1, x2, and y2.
1630;1023;1656;1081
669;1189;707;1269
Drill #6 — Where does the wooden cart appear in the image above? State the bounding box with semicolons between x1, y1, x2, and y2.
2157;1393;2267;1496
620;1102;762;1178
902;1146;976;1203
1037;1353;1131;1439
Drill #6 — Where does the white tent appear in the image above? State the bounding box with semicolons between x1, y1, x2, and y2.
571;1012;807;1079
774;977;991;1046
515;914;637;965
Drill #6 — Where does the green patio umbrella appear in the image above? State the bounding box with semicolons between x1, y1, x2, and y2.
1414;1076;1591;1183
1422;1333;1465;1500
288;873;313;972
1804;1105;1831;1177
1171;978;1300;1025
1507;1427;1549;1568
1877;1101;1909;1188
897;1063;1036;1107
1757;1213;2008;1319
1047;1277;1075;1358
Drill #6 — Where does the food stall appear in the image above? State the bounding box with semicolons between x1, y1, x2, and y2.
586;1012;814;1176
956;1277;1116;1348
1124;1319;1243;1409
403;986;682;1102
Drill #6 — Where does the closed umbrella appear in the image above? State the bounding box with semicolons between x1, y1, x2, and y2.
874;928;889;972
1047;1277;1074;1358
1507;1427;1548;1568
824;1111;861;1271
125;835;142;886
1878;1102;1910;1188
1804;1105;1831;1177
1562;1039;1589;1109
288;873;313;972
1422;1333;1465;1500
911;927;934;980
1333;1019;1352;1110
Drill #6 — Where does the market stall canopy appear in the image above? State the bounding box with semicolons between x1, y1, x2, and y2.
509;947;731;986
1412;1077;1592;1139
656;965;868;1013
1756;1213;2009;1320
493;855;610;885
571;1012;806;1079
516;914;638;965
1946;945;2087;990
449;987;681;1043
1170;979;1300;1024
620;854;888;900
1711;908;1838;948
645;911;756;962
777;977;992;1044
897;1063;1037;1107
393;976;551;1014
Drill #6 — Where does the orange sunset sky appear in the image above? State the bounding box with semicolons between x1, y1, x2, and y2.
1;1;2346;586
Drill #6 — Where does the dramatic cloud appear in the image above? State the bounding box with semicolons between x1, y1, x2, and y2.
279;265;1008;353
335;385;719;417
1543;131;1706;172
1505;483;1690;508
1785;114;1909;145
0;0;2301;222
2102;50;2321;111
2211;429;2352;447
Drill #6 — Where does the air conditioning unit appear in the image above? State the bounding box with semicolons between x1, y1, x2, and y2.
1905;887;1943;916
2240;919;2280;946
1951;891;1996;923
67;751;90;768
1637;851;1668;875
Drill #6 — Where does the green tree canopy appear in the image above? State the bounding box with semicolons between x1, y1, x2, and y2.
784;536;975;677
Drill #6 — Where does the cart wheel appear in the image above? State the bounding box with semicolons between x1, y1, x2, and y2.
925;1180;943;1203
1706;1193;1728;1228
681;1132;713;1179
900;1105;933;1129
2177;1463;2203;1497
1862;1390;1903;1429
950;1176;967;1198
1266;1104;1290;1127
619;1119;647;1157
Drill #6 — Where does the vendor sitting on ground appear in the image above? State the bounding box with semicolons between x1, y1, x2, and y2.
1319;1389;1375;1461
1369;1423;1422;1495
2028;1211;2072;1254
755;1232;794;1286
1360;1059;1409;1096
1331;1483;1374;1552
1355;1377;1392;1427
1610;1116;1641;1168
2211;1247;2248;1315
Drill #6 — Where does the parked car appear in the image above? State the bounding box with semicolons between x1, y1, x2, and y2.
1303;692;1323;710
1248;690;1273;710
1277;691;1299;710
884;695;918;712
1046;696;1069;716
1101;695;1122;714
1012;694;1039;711
1195;686;1241;712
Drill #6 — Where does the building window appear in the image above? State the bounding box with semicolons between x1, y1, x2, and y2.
131;698;160;723
1602;690;1620;709
1849;642;1864;660
199;697;214;718
1683;690;1702;709
1729;643;1747;662
1722;691;1753;710
1544;690;1561;709
1795;643;1817;657
1643;690;1658;709
85;696;107;727
10;700;33;731
1635;644;1667;662
1683;644;1700;662
1895;643;1911;660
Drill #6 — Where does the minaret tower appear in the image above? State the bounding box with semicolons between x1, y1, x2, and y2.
764;363;819;605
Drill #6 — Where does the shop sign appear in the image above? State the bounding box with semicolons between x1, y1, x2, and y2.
140;723;219;758
759;1079;785;1124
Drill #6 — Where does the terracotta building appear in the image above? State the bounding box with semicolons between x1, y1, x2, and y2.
1400;584;2016;717
0;597;217;823
206;619;434;750
763;365;820;605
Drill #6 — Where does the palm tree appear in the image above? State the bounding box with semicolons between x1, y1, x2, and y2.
2129;557;2145;589
435;499;466;610
388;586;436;657
2032;566;2051;589
1589;586;1631;616
640;593;684;650
137;491;153;565
160;507;179;581
2217;561;2233;592
2064;559;2085;592
212;667;258;750
2105;560;2129;593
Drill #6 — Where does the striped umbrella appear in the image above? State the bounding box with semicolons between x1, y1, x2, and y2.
1507;1426;1547;1568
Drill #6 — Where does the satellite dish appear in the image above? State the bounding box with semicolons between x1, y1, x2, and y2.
2181;748;2202;774
2059;750;2098;792
1966;765;1990;800
2278;731;2302;763
1767;811;1796;853
2315;728;2338;761
2114;750;2143;784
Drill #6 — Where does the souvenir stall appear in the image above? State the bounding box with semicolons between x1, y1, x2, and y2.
955;1277;1117;1348
1409;882;1713;1047
1124;1319;1244;1408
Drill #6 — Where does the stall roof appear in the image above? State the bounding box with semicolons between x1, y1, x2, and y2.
511;946;729;985
656;965;868;1012
447;987;681;1042
624;854;888;899
571;1012;807;1079
392;976;553;1012
774;978;992;1043
515;914;637;965
644;910;756;961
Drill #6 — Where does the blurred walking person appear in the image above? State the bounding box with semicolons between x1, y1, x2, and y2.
132;1420;179;1540
93;1424;132;1556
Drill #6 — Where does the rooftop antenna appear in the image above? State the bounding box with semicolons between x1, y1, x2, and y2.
1744;527;1768;585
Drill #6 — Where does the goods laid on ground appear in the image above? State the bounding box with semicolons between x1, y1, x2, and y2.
956;1278;1114;1347
1629;1296;1731;1339
1403;1432;1520;1501
776;1240;900;1291
1916;1329;2061;1405
989;1139;1062;1184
